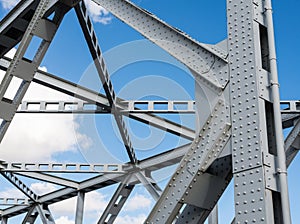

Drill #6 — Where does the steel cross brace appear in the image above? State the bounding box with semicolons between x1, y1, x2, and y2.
21;204;55;224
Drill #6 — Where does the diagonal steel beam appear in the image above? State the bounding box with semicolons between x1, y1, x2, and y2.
92;0;228;92
285;119;300;167
97;175;134;224
16;172;79;189
146;100;231;223
135;171;161;201
21;206;38;224
36;204;55;224
1;172;37;201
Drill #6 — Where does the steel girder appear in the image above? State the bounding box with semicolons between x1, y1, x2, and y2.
0;0;298;223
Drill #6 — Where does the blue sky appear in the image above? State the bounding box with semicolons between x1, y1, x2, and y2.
0;0;300;223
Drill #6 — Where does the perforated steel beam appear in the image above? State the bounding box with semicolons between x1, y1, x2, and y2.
97;176;134;224
18;100;195;114
0;198;29;206
0;161;125;173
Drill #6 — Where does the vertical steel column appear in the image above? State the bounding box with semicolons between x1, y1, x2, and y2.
22;206;38;224
75;191;85;224
264;0;291;222
227;0;291;223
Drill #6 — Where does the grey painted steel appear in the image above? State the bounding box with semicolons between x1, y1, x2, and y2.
285;119;300;167
36;204;55;224
22;206;38;224
135;172;161;201
0;143;190;218
227;0;291;223
97;176;134;224
75;1;138;164
175;204;207;224
264;1;291;222
145;100;231;223
17;172;79;188
208;205;218;224
75;191;85;224
18;100;195;114
0;198;29;206
18;100;110;114
92;0;229;93
0;217;7;224
0;0;297;223
0;0;37;58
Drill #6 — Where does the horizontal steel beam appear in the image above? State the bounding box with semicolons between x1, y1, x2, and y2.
281;100;300;114
0;198;29;206
0;161;126;173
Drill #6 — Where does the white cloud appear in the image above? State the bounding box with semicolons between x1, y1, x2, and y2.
124;193;152;212
0;0;19;10
30;182;57;195
4;48;16;58
115;214;147;224
0;188;23;198
0;49;93;162
84;0;113;25
56;216;74;224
